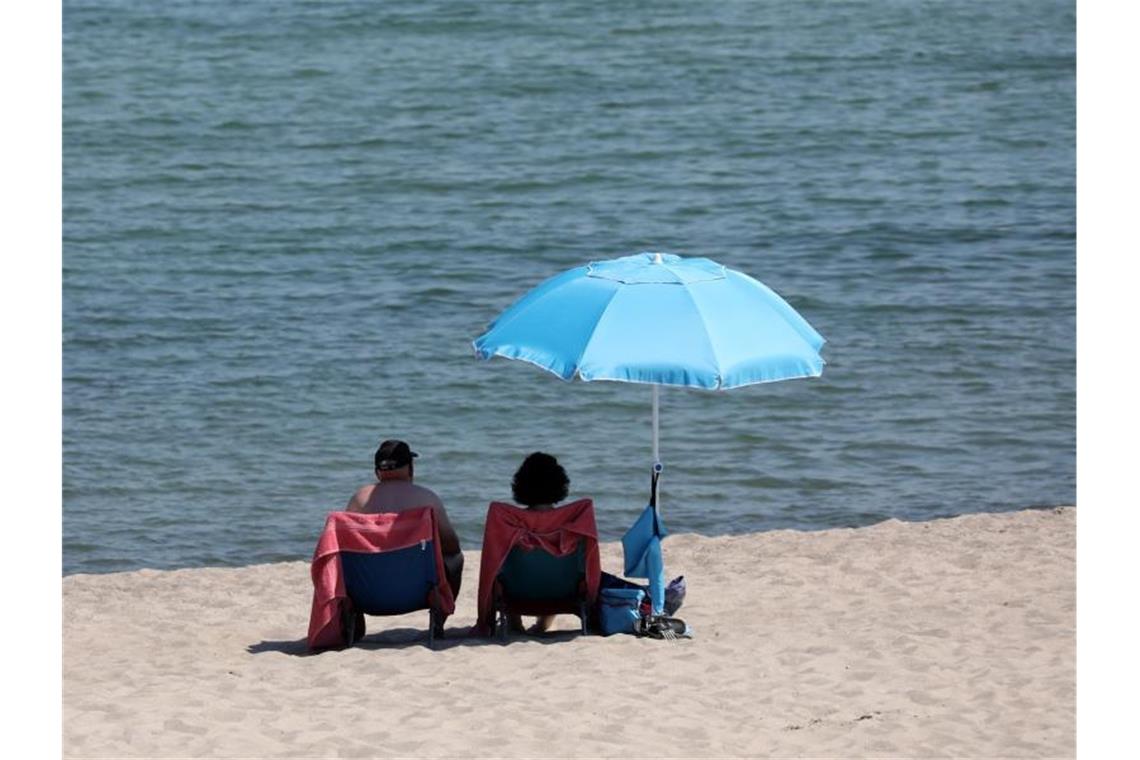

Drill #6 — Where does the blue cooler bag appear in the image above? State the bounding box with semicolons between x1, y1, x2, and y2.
599;587;645;635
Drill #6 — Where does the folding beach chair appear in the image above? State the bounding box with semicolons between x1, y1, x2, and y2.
474;499;601;639
494;542;589;640
307;507;456;651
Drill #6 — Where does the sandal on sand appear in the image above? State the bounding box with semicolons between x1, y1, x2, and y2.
639;615;693;640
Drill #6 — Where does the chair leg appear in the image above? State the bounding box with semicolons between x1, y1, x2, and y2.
342;605;355;648
492;582;508;644
427;587;446;650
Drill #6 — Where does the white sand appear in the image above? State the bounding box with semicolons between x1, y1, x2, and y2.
64;507;1074;758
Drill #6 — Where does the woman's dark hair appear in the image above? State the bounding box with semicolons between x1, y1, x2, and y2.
511;452;570;507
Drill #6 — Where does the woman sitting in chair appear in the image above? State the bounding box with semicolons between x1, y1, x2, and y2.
508;451;570;634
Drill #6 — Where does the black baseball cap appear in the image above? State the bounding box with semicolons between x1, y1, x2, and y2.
375;439;418;471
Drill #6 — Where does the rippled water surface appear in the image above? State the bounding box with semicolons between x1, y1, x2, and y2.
63;0;1075;574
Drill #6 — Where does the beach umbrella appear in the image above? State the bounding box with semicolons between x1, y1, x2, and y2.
472;252;826;612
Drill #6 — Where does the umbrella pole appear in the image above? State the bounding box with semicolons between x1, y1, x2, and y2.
652;386;662;508
652;385;659;465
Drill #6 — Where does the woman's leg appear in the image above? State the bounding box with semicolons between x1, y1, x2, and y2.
528;615;556;634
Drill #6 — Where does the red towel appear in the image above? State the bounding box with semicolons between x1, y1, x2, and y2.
474;499;601;636
307;507;456;650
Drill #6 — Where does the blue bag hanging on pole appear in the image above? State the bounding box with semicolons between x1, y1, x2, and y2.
622;469;668;614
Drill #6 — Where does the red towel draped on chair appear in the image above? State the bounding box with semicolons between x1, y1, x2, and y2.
308;507;455;650
474;498;601;636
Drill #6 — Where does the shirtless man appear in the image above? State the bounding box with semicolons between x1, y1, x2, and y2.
346;439;463;595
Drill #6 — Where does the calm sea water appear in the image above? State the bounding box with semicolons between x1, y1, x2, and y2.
63;0;1075;575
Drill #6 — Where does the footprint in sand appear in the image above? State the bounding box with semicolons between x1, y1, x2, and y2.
162;718;208;736
906;690;940;706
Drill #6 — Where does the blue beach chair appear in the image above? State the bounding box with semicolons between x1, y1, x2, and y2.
340;541;448;648
308;508;456;651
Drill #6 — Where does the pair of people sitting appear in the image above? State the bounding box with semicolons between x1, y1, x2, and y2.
343;439;577;635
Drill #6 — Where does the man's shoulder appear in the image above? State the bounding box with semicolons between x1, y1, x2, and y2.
352;483;377;501
347;483;376;511
410;483;444;505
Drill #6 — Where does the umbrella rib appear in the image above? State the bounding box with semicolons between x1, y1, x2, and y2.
676;284;726;390
571;286;624;381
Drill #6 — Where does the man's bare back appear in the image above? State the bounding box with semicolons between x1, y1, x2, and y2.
346;481;460;555
347;479;442;514
345;440;463;595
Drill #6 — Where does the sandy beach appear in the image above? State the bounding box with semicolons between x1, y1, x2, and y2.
63;507;1074;758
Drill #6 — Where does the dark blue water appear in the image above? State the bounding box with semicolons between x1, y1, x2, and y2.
63;0;1075;574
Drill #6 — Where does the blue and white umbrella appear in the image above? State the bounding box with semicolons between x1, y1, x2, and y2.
473;252;826;613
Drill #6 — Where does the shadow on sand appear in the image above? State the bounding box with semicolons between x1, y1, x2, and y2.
247;625;585;656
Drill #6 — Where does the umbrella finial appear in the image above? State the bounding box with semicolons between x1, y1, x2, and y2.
653;252;663;264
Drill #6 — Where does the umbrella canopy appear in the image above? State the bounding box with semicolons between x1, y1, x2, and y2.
473;251;826;614
472;252;825;390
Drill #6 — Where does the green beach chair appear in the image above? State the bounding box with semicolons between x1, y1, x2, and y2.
492;543;589;641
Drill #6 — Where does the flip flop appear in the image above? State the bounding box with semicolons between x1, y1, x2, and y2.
639;615;693;640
